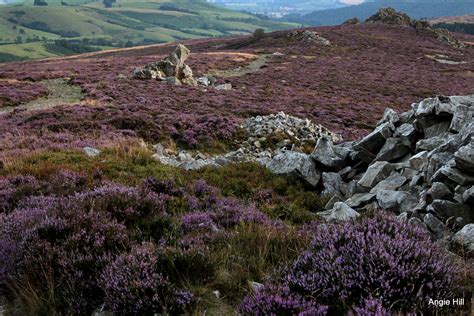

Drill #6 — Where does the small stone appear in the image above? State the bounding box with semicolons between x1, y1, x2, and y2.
317;202;360;223
358;161;395;188
369;172;406;193
454;140;474;174
427;182;453;200
376;189;408;210
83;147;101;157
215;83;232;90
345;193;376;209
423;213;445;239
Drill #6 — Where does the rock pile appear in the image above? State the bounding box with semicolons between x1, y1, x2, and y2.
365;8;467;49
133;44;232;89
267;94;473;254
153;112;342;170
134;44;196;85
287;30;331;46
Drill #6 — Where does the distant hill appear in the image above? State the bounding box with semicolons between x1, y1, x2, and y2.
284;0;474;26
430;15;474;35
0;0;296;62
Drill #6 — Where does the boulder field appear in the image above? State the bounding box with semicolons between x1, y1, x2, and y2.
270;94;473;255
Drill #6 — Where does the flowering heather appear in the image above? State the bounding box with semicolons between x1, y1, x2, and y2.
241;285;328;316
241;214;463;314
0;25;472;158
101;243;194;314
0;80;49;108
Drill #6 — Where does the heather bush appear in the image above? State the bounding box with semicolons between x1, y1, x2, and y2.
241;285;328;315
101;243;194;314
242;214;463;314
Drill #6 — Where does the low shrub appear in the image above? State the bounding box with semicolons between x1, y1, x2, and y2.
242;214;463;314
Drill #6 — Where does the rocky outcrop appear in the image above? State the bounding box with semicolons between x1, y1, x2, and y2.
365;8;467;49
134;44;197;85
366;8;412;26
287;30;330;46
264;94;473;254
153;112;342;170
133;45;225;88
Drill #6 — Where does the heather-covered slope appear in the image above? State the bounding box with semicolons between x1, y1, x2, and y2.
0;23;472;159
0;22;473;315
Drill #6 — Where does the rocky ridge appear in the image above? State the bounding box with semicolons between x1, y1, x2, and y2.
267;94;473;255
153;112;342;170
365;8;467;49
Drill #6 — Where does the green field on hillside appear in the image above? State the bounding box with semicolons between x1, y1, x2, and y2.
0;0;297;62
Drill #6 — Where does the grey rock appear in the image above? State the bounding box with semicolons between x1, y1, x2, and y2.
454;140;474;174
423;121;450;139
430;199;473;222
165;76;182;85
83;147;100;157
450;104;473;133
416;137;446;152
413;97;437;117
354;122;394;163
431;165;474;187
428;182;453;200
408;151;428;171
376;189;408;210
317;202;360;222
311;136;347;170
423;213;445;239
409;216;428;230
267;152;320;186
375;137;411;162
358;161;395;188
451;224;474;256
321;172;344;198
370;172;406;193
324;195;343;209
215;83;232;90
462;186;474;206
399;194;420;213
401;167;418;180
426;152;452;183
377;108;399;126
345;193;376;208
394;123;417;146
434;96;458;115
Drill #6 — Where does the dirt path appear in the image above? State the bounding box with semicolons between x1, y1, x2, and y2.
206;54;270;78
0;78;83;115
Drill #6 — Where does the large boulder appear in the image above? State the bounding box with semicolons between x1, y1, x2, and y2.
266;152;320;186
133;44;197;86
310;136;348;170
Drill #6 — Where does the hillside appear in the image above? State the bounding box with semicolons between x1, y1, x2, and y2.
430;15;474;35
285;0;474;26
0;0;296;62
0;19;473;315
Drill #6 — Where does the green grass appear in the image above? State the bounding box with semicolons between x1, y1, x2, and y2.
1;143;327;224
0;0;298;61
